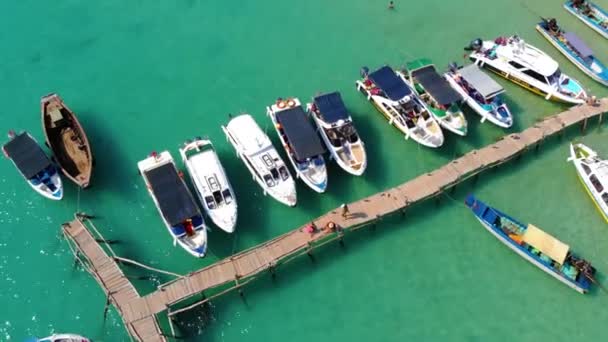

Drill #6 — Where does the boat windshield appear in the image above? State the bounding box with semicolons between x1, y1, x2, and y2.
547;69;562;86
222;189;233;204
279;165;290;180
263;174;275;187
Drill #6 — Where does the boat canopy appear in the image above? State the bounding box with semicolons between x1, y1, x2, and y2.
411;65;462;105
145;163;200;226
276;106;326;161
564;32;594;59
313;92;349;123
3;133;51;179
459;64;505;99
368;66;412;101
523;224;570;264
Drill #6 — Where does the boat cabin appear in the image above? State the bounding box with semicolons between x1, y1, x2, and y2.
144;163;203;236
458;64;505;102
3;133;58;191
368;66;413;102
410;64;462;109
313;92;359;147
578;159;608;207
563;32;595;63
275;106;326;165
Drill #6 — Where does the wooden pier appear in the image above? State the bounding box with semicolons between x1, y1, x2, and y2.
63;100;607;341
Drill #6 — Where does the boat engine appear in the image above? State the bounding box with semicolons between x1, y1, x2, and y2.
448;62;460;72
360;66;370;78
464;38;483;52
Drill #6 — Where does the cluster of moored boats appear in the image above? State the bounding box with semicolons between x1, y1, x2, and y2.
1;1;606;303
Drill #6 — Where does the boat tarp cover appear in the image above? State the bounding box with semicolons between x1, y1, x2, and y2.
563;32;594;59
411;65;462;105
145;163;200;226
459;64;505;99
523;224;570;264
3;133;50;179
314;92;349;123
368;66;412;101
276;106;326;161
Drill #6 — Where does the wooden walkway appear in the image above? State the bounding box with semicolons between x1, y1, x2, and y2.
63;100;607;341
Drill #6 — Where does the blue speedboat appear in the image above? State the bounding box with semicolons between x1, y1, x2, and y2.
564;0;608;39
537;18;608;86
465;194;596;294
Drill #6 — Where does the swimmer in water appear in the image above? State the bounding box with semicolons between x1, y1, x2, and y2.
389;1;395;10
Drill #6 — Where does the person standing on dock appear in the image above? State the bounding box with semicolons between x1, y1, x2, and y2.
341;203;350;219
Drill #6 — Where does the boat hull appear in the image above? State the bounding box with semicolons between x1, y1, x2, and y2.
536;25;608;87
569;143;608;223
41;93;93;188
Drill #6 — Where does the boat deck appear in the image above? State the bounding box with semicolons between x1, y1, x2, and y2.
63;100;607;341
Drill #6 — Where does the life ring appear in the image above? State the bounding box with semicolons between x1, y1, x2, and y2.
326;221;336;231
277;100;287;109
286;99;296;108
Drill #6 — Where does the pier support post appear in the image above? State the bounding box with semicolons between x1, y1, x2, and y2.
600;111;604;125
306;243;315;261
450;185;456;195
338;231;345;247
269;264;277;281
582;118;588;133
72;251;81;269
103;294;111;321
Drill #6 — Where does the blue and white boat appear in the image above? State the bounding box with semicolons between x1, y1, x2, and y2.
36;333;90;342
445;63;513;128
537;18;608;86
138;151;208;258
2;131;63;200
564;0;608;39
465;194;596;294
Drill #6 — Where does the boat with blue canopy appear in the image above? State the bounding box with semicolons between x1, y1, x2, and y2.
138;151;207;257
356;65;444;148
465;194;597;294
537;18;608;86
2;131;63;200
564;0;608;39
308;92;367;176
267;98;328;193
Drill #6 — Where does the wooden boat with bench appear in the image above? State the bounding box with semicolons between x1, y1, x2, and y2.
41;94;93;188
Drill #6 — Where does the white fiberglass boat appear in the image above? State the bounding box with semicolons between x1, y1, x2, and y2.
307;92;367;176
467;36;587;104
2;131;63;200
138;151;208;257
222;114;297;206
37;333;90;342
568;143;608;222
445;63;514;128
180;138;237;233
267;98;328;193
356;65;444;148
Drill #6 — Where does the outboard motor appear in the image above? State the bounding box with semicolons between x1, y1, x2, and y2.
464;38;483;52
448;62;459;72
360;66;370;78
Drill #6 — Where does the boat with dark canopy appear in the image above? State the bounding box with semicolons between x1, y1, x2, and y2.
3;131;63;200
402;59;468;136
267;98;328;193
138;151;207;257
41;94;93;188
537;18;608;86
445;63;513;128
356;65;444;148
308;91;367;176
465;194;597;294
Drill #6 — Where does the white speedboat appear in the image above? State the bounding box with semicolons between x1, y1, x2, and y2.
2;131;63;200
222;114;297;206
356;65;444;148
445;63;514;128
307;92;367;176
138;151;208;257
180;138;237;233
37;333;90;342
267;98;328;193
467;36;587;104
568;143;608;222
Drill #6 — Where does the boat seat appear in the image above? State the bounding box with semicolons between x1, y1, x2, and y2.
48;108;64;127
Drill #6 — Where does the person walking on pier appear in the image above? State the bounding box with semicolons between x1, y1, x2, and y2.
341;203;350;219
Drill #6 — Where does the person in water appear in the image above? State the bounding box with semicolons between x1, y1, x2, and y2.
388;1;394;9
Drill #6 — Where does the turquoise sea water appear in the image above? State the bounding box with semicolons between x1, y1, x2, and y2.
1;0;608;340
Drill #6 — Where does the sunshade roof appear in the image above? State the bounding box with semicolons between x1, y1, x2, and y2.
275;106;326;161
523;224;570;265
564;32;594;59
459;64;505;99
368;66;412;101
145;163;200;226
313;92;349;123
3;133;51;179
411;65;461;105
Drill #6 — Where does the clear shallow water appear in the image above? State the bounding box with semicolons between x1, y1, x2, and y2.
1;0;608;341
